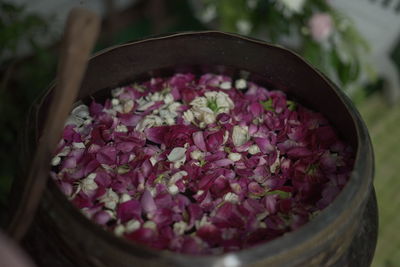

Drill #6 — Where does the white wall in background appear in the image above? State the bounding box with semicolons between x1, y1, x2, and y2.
331;0;400;101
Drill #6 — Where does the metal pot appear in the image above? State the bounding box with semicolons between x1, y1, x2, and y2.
18;31;377;267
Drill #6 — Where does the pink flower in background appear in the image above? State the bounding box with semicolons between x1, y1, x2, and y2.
309;13;334;42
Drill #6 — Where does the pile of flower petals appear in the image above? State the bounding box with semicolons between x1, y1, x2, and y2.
51;73;354;255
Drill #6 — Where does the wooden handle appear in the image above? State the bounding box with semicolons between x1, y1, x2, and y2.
8;8;100;241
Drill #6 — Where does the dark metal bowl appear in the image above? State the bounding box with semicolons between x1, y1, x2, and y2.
20;31;376;267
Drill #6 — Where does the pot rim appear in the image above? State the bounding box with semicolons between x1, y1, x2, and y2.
39;31;374;265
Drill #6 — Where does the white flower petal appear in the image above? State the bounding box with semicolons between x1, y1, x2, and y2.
204;91;218;99
203;112;216;124
123;100;134;113
232;125;250;146
220;81;232;90
216;92;234;110
115;125;128;133
195;190;204;196
183;110;195;123
164;93;174;104
112;105;123;114
111;98;120;106
169;170;188;185
173;221;188;235
248;144;261;155
256;211;269;221
114;225;125;236
188;92;233;126
165;117;175;125
143;221;157;231
167;147;187;163
150;156;158;166
125;220;141;233
190;96;207;108
168;102;181;113
196;106;214;114
137;101;155;111
80;173;98;194
223;192;239;203
223;131;229;144
119;193;132;203
230;183;241;194
128;154;136;162
136;115;163;132
51;156;61;166
83;119;92;126
99;188;119;210
228;152;242;162
195;215;210;229
111;87;124;97
168;184;179;195
270;151;281;173
150;92;162;102
235;79;247;89
72;104;90;119
101;164;114;172
57;146;71;157
65;115;85;127
190;150;204;160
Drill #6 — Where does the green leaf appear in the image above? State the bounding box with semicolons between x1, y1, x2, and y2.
287;100;297;111
278;212;293;226
303;40;323;69
338;61;352;86
265;190;291;199
207;98;219;112
1;2;24;16
250;188;292;199
349;60;360;83
260;98;274;111
309;210;321;220
199;159;207;167
305;163;319;176
154;174;165;184
182;210;189;222
116;164;131;174
329;49;341;72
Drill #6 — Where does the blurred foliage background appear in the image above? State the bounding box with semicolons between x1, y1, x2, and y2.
193;0;377;100
0;0;399;266
0;1;57;218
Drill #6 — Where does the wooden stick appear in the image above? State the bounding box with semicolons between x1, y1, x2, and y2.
8;8;100;241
